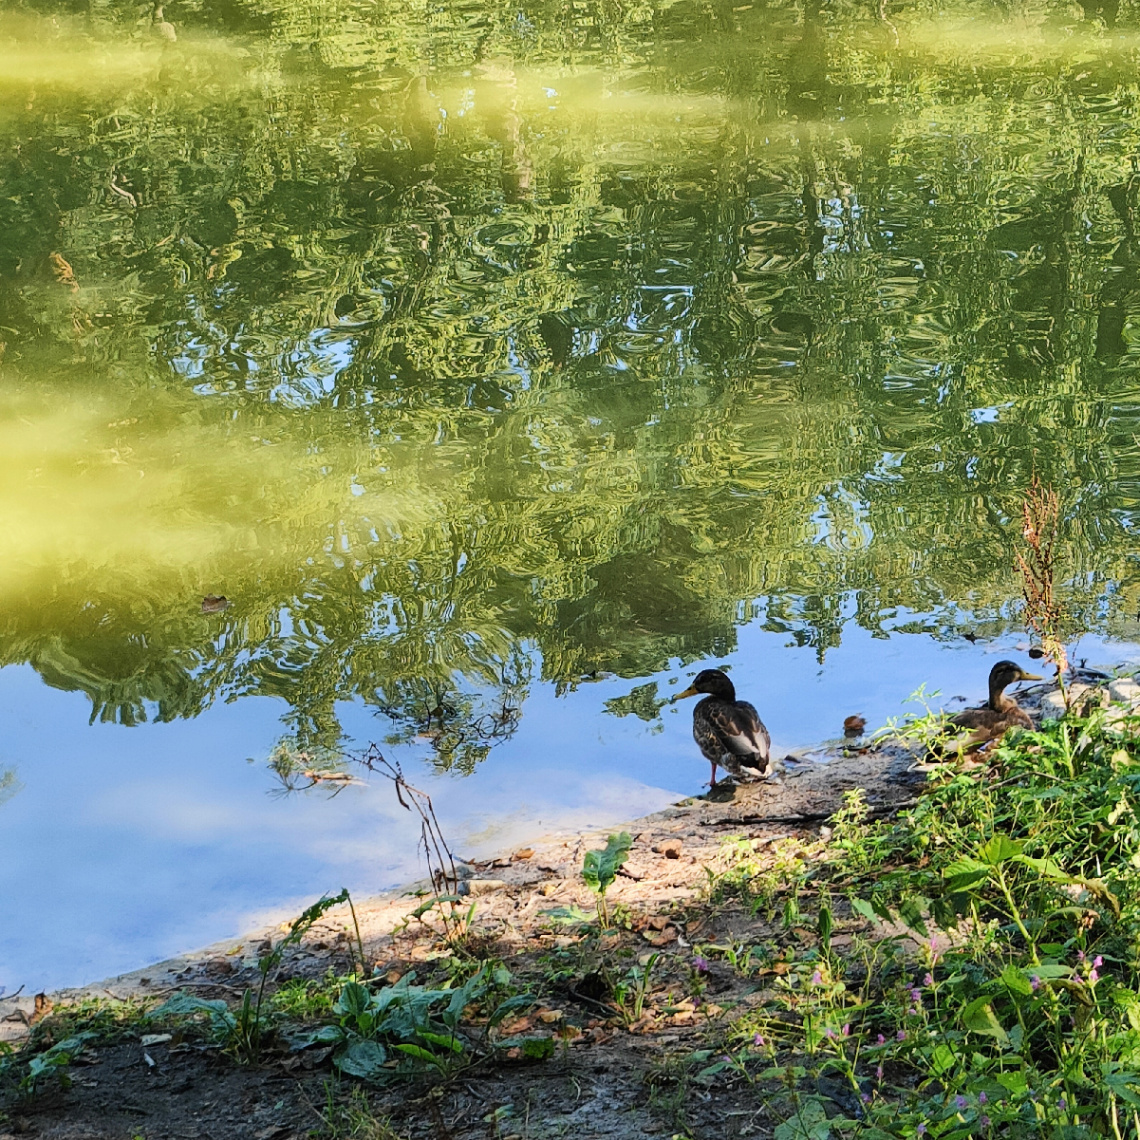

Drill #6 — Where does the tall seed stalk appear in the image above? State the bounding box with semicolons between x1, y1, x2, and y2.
1015;477;1069;705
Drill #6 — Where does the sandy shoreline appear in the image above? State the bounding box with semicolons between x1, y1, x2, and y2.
0;729;926;1046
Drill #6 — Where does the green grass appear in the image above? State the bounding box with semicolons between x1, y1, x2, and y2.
701;700;1140;1138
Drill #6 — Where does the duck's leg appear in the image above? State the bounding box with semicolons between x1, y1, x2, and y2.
709;759;719;787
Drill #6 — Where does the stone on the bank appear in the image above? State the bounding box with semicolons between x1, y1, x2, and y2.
464;878;507;896
1108;677;1140;706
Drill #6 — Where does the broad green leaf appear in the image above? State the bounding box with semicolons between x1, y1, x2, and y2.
978;835;1023;866
928;1043;957;1076
773;1098;830;1140
334;1038;389;1080
896;897;930;938
849;897;878;924
488;994;536;1028
582;832;632;896
419;1030;465;1054
497;1035;556;1060
1001;964;1034;996
962;996;1009;1044
336;981;371;1018
393;1043;444;1066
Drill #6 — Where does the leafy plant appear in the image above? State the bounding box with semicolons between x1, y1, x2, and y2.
149;889;351;1063
581;832;632;927
292;964;537;1082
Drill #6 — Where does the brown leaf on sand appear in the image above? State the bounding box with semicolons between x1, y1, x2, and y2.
201;595;230;613
49;253;79;293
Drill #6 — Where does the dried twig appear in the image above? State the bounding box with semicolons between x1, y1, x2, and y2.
356;744;471;942
1015;477;1070;704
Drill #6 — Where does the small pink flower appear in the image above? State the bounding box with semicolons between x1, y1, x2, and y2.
877;1034;886;1045
842;1023;851;1037
1030;975;1041;991
692;956;709;973
876;1064;883;1081
978;1092;987;1105
1089;968;1099;983
811;969;823;985
910;988;922;1002
1077;950;1086;963
923;973;934;987
897;1029;907;1041
917;1125;927;1137
824;1028;837;1039
1094;955;1104;968
980;1116;991;1129
753;1033;765;1046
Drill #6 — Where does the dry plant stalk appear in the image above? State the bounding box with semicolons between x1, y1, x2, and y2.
357;744;471;943
1015;477;1069;703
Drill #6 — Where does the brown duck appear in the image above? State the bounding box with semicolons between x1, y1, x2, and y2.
673;669;770;786
948;660;1041;751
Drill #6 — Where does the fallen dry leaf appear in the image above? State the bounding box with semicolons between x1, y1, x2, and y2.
513;848;534;860
49;252;79;292
537;1009;563;1024
201;595;230;614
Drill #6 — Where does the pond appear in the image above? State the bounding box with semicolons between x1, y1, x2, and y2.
3;0;1140;992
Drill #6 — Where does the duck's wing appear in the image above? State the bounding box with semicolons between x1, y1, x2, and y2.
706;700;770;765
951;706;1004;732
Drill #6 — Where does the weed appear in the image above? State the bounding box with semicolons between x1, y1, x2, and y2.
318;1082;405;1139
703;702;1140;1137
581;831;632;928
1016;477;1070;699
292;962;537;1081
149;889;351;1063
612;953;659;1025
0;996;150;1094
358;746;475;945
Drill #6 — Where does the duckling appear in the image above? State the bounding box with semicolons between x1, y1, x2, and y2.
947;659;1042;751
673;669;770;786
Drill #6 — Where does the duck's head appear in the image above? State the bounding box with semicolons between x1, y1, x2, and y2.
674;668;736;702
989;659;1042;695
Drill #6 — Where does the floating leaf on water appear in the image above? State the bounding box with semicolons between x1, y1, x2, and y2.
842;714;866;738
201;594;230;613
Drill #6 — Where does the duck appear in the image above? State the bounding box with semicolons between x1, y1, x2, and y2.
673;669;770;786
946;659;1042;751
152;5;176;41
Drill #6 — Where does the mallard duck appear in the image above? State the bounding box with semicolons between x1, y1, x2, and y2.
152;5;176;41
947;659;1041;751
673;669;770;786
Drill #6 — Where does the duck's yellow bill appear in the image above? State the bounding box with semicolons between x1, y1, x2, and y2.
1020;671;1044;681
673;685;700;701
